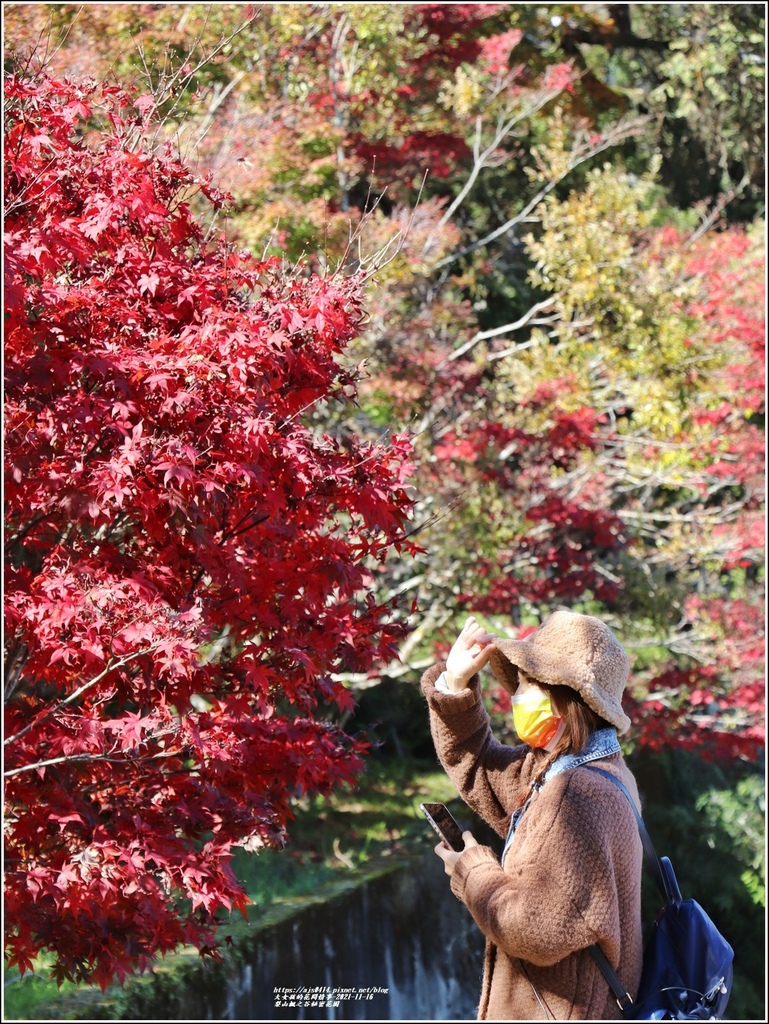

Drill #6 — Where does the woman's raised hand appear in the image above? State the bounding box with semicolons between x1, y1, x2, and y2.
445;616;496;691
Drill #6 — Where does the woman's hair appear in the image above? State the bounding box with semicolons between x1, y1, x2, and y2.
541;681;611;755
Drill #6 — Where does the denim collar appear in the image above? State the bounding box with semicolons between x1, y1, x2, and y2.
500;728;620;866
541;727;621;783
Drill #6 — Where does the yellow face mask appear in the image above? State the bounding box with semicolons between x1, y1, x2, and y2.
511;686;563;748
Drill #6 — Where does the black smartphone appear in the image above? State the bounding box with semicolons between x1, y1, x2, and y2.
420;802;465;852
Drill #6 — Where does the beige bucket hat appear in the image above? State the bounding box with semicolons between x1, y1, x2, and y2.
488;610;632;733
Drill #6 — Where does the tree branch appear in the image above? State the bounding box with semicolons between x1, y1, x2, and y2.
436;84;569;231
4;745;184;778
685;173;751;248
438;297;557;367
435;116;651;270
4;648;157;747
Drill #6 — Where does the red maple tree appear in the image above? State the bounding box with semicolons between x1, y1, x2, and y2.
3;71;415;987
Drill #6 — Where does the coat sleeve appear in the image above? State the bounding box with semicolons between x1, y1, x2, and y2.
449;771;632;968
421;663;529;837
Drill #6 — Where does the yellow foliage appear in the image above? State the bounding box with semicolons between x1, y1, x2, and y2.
438;67;484;119
521;164;725;454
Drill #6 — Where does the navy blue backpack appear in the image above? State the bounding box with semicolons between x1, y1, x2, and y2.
587;767;734;1021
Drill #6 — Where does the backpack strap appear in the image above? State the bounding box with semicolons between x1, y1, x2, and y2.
588;942;634;1015
585;765;672;902
583;765;678;1016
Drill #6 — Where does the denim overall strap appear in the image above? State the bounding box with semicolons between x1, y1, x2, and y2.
500;729;621;867
501;787;539;868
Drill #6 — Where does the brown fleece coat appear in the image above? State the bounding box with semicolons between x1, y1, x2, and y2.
422;664;644;1021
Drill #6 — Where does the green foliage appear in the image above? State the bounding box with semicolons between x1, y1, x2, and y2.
3;962;82;1022
640;5;765;188
505;3;765;216
696;773;766;909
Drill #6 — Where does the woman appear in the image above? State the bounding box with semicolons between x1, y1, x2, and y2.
421;610;643;1021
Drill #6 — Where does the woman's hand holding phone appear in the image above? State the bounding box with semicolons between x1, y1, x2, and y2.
420;802;479;877
445;616;496;691
435;830;478;877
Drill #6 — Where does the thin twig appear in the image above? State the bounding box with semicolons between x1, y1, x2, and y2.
685;174;751;248
4;648;157;748
436;116;651;269
4;746;184;779
438;297;557;367
436;84;568;231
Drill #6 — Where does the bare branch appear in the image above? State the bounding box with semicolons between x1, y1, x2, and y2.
436;116;652;270
4;745;184;779
488;326;559;362
191;69;247;151
435;84;568;232
4;643;29;705
4;648;158;748
438;297;557;367
685;173;751;248
350;172;429;284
